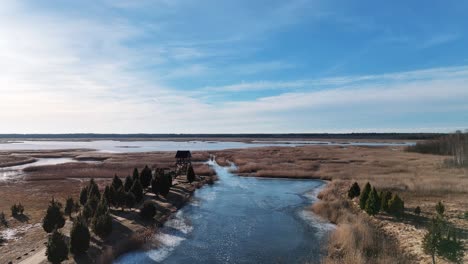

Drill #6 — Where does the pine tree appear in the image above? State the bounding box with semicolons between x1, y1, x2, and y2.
69;216;90;255
116;188;126;211
365;187;380;215
46;230;68;263
388;194;405;218
140;165;152;189
187;165;195;183
111;174;123;190
79;186;88;206
124;175;133;192
380;191;392;212
43;198;66;233
422;205;464;264
64;197;74;218
347;182;360;199
132;168;139;181
159;173;172;197
92;211;113;238
87;179;100;201
125;192;136;210
151;178;160;197
359;182;371;210
130;178;144;202
103;186;111;207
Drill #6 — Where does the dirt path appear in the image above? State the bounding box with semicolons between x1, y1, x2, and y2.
18;247;46;264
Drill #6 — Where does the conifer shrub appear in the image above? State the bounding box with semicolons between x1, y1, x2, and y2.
187;165;195;183
111;174;123;190
131;179;144;202
359;182;371;210
347;182;360;199
125;192;136;210
79;186;88;206
140;201;157;220
380;191;392;212
124;175;133;192
46;230;68;263
387;194;404;218
43;198;66;233
365;187;380;215
92;211;113;238
132;168;139;181
140;165;152;189
70;216;90;255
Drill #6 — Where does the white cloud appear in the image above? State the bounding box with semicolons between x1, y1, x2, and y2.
0;1;466;133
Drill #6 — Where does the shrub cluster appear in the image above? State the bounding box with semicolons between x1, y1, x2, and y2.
140;201;157;220
11;203;24;216
352;182;405;218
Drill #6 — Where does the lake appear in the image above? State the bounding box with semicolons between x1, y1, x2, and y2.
115;161;333;264
0;140;414;153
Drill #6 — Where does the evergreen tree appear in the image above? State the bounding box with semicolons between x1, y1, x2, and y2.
69;216;90;255
132;168;139;181
111;174;123;190
387;194;405;218
87;179;100;201
140;165;152;189
116;188;126;211
151;178;160;197
95;196;109;217
125;192;136;210
92;211;113;238
159;173;172;197
435;201;445;216
46;230;68;263
423;217;442;264
109;185;117;207
131;178;144;202
124;175;133;192
187;165;195;183
380;191;393;212
82;203;94;222
43;198;66;233
79;186;88;206
365;187;380;215
347;182;360;199
359;182;371;210
64;197;74;218
140;201;156;220
103;186;111;207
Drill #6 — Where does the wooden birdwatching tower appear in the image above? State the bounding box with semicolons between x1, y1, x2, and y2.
175;150;192;173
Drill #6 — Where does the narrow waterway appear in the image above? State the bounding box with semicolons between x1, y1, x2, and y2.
116;161;333;264
0;158;96;181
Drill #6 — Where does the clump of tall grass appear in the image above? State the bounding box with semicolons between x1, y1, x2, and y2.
312;181;412;264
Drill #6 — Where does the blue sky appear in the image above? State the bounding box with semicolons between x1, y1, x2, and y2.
0;0;467;133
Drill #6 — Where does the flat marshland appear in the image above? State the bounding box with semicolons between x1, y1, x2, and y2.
0;141;466;263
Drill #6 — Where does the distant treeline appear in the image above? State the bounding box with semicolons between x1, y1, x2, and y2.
0;133;444;140
407;131;468;167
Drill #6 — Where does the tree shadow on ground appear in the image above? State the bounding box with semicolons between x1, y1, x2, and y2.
13;214;30;223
